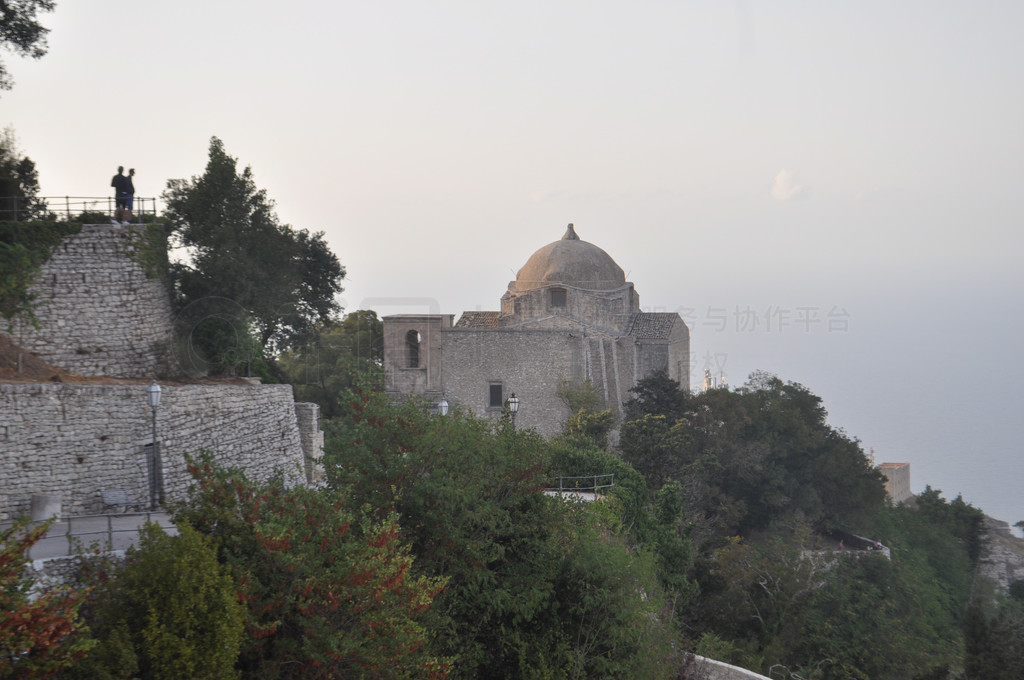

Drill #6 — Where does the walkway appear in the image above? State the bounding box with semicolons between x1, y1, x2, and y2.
3;512;176;561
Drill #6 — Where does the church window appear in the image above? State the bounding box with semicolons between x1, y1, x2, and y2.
550;288;567;308
488;382;504;408
405;330;421;368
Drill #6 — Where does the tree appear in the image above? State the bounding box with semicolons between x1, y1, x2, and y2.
1;517;94;677
796;550;964;680
277;309;383;420
163;137;345;374
0;1;54;92
915;486;986;563
0;127;44;220
556;379;617;448
175;457;447;680
964;598;1024;680
623;369;689;422
328;386;682;679
77;523;245;680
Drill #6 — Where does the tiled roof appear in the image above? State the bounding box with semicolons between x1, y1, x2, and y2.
626;312;678;339
455;311;500;328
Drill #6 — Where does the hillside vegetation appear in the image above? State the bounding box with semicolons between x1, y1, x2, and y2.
8;365;1022;679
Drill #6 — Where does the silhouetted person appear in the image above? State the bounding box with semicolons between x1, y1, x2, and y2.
111;166;129;222
124;168;135;223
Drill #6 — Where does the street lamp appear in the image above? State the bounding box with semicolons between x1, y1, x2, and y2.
147;382;163;510
438;397;449;416
507;392;520;428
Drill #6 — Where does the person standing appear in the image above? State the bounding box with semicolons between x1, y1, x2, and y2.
111;166;128;222
124;168;135;223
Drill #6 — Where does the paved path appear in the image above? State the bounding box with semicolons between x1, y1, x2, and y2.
3;512;176;560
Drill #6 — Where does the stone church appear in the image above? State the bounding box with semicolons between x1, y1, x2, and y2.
383;224;690;435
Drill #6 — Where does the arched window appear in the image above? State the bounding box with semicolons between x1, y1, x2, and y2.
405;330;421;368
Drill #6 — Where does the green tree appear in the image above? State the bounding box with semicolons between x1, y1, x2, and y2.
796;551;964;680
964;598;1024;680
329;386;681;679
623;369;689;422
623;372;885;538
548;434;651;543
277;309;383;419
163;137;345;374
915;486;986;563
175;457;447;680
555;379;617;449
0;127;44;220
619;414;696;496
735;372;885;530
0;1;54;92
78;523;245;680
1;220;80;327
1;517;94;678
548;500;682;679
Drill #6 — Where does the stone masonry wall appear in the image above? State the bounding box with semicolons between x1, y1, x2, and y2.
441;329;583;435
294;402;325;483
0;382;307;520
8;224;176;378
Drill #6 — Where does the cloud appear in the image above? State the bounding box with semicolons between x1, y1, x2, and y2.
771;169;804;201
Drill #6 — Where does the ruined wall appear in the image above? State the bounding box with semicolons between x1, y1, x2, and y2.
8;224;176;378
0;382;309;520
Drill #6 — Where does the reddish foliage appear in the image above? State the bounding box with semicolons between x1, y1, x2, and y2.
1;519;93;677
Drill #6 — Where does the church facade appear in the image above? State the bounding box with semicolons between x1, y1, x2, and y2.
382;224;690;435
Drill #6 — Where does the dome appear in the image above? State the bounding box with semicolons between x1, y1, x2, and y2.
512;224;626;292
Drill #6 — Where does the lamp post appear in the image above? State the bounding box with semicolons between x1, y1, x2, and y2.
507;392;520;429
147;382;162;510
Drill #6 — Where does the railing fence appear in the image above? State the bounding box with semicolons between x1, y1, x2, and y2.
546;474;616;494
15;512;176;559
0;196;159;222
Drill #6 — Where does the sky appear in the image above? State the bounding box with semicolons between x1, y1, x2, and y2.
5;1;1024;528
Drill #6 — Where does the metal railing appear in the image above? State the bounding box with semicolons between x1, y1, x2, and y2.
0;196;159;222
546;474;616;494
18;511;177;559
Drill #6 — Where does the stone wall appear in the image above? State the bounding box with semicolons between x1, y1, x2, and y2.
978;517;1024;593
383;314;452;397
294;402;325;483
8;223;176;378
0;382;310;520
441;329;582;435
499;282;639;333
688;656;772;680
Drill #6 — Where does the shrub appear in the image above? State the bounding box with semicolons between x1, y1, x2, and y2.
82;523;244;680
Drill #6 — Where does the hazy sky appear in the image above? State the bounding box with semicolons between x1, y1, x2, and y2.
6;1;1024;526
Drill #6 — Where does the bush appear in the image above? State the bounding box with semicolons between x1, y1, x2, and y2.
80;522;245;680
